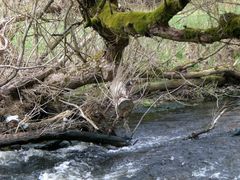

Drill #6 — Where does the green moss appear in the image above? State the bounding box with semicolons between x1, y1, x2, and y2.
183;28;200;39
202;75;225;83
183;26;222;41
152;0;189;24
216;13;240;38
92;0;188;36
96;3;153;35
89;1;240;41
224;15;240;37
204;28;221;41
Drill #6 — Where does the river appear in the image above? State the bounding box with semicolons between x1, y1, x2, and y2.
1;101;240;179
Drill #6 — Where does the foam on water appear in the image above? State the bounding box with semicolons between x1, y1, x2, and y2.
0;149;45;165
37;143;100;180
191;162;229;179
39;160;93;180
39;159;140;180
56;142;90;155
101;162;140;180
108;135;183;154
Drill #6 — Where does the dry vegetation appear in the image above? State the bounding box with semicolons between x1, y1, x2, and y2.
0;0;239;148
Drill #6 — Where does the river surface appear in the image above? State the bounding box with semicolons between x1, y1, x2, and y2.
1;101;240;179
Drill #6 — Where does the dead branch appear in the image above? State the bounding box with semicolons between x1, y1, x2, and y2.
174;43;228;72
0;64;46;70
186;107;228;139
59;99;99;130
0;32;95;96
23;110;74;132
0;35;8;52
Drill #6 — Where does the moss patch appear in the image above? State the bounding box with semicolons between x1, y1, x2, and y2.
92;0;189;36
223;14;240;37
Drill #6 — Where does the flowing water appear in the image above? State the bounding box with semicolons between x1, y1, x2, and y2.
1;101;240;179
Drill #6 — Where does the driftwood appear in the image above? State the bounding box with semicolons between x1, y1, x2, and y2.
0;130;130;148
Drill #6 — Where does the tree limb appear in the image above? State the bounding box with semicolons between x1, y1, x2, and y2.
83;0;240;43
186;106;228;139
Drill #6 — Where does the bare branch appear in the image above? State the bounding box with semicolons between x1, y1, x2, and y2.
186;106;228;139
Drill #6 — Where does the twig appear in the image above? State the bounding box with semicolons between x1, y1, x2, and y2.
96;0;107;15
174;42;229;72
59;99;99;130
51;21;83;36
131;84;185;138
76;0;92;26
0;1;36;87
0;64;47;70
186;106;228;139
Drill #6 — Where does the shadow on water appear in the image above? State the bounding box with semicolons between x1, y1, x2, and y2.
1;101;240;179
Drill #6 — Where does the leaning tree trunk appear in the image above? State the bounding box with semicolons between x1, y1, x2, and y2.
96;30;132;120
89;22;129;81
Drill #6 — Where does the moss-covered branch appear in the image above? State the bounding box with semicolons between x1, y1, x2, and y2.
89;0;190;36
150;13;240;43
79;0;240;43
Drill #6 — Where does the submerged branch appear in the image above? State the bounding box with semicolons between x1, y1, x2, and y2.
186;107;228;139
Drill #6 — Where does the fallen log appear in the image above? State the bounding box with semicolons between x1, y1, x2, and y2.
162;67;240;80
133;76;226;94
0;130;130;148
